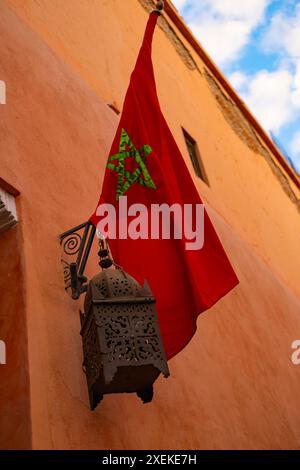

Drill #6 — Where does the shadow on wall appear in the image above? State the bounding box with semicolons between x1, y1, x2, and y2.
0;225;31;449
0;340;5;364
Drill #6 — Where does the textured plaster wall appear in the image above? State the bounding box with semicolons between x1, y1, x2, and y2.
0;226;31;449
1;0;300;450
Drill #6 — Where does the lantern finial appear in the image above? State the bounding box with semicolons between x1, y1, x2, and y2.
97;235;113;270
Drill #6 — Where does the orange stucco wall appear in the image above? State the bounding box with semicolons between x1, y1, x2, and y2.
1;0;300;449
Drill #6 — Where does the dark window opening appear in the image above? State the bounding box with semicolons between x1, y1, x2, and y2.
107;102;120;115
182;128;208;184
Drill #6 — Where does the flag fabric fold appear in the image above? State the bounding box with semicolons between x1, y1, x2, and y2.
90;12;239;360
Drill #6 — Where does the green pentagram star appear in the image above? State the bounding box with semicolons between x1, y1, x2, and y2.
107;128;157;201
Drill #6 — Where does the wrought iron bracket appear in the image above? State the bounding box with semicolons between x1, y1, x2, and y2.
59;221;96;300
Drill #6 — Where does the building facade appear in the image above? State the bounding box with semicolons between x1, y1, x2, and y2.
0;0;300;449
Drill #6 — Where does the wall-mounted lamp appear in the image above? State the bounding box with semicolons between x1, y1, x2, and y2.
59;224;169;409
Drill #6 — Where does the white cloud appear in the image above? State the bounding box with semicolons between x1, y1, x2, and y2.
291;131;300;153
259;5;300;167
207;0;271;23
172;0;271;66
223;4;300;169
189;17;251;65
290;131;300;171
262;4;300;58
172;0;186;9
229;71;248;90
239;69;296;133
292;61;300;107
261;5;300;107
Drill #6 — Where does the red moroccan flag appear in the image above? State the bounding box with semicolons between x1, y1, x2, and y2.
90;11;239;359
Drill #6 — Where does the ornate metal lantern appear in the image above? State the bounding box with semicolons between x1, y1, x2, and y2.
79;241;169;410
59;225;169;409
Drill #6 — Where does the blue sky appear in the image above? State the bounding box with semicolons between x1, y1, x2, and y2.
172;0;300;173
